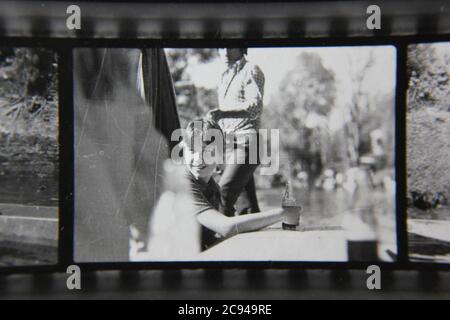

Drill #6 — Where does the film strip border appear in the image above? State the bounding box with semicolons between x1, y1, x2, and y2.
0;0;449;276
1;269;450;299
0;0;448;39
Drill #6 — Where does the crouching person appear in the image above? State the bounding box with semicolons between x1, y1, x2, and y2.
182;119;301;251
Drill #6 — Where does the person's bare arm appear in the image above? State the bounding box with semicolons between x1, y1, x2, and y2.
197;208;285;238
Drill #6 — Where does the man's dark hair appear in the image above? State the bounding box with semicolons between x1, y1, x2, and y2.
218;47;248;55
184;118;223;152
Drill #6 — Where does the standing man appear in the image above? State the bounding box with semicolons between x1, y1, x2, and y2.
208;48;265;216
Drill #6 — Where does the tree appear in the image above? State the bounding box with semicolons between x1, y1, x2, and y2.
165;49;218;128
344;51;375;167
0;48;57;97
407;44;449;110
264;52;336;181
0;48;58;137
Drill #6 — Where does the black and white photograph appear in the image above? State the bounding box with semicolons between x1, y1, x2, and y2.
74;46;397;263
0;48;59;267
407;42;450;263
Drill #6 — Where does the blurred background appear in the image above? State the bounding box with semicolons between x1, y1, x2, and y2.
0;48;58;266
407;42;449;213
407;42;450;263
166;46;397;260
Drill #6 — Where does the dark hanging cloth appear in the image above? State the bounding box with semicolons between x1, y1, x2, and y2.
142;48;181;149
74;48;179;262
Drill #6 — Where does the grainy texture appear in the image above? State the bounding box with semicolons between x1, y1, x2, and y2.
407;107;450;199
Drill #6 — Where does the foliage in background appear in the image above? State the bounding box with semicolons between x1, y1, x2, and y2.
407;43;450;208
278;52;336;117
0;48;59;205
263;52;336;180
166;49;218;128
263;51;394;185
0;48;58;138
167;49;395;188
407;44;449;110
407;108;450;202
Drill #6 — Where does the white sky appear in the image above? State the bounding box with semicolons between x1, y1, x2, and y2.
173;46;397;110
434;41;450;56
432;42;450;70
